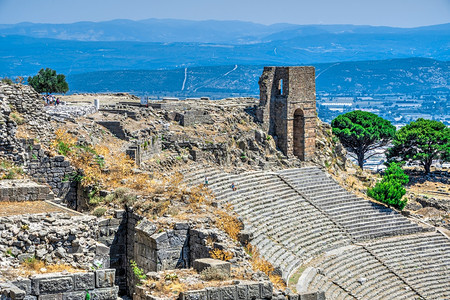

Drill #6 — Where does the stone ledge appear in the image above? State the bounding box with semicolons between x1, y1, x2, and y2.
1;270;118;300
192;258;231;276
177;281;273;300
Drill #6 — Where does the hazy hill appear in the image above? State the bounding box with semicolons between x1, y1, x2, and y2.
0;33;449;78
1;19;449;44
0;20;449;77
66;58;450;96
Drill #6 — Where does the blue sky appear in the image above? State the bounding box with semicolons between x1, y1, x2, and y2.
0;0;449;27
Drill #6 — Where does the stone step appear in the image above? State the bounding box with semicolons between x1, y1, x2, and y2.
351;225;424;241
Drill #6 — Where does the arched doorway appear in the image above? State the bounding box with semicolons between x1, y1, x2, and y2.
293;108;305;159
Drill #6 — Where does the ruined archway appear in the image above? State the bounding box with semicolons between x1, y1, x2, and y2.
293;108;305;159
257;66;316;160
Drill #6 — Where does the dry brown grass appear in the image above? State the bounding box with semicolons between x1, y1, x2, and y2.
0;158;25;180
0;201;70;217
214;209;241;241
245;244;286;290
209;248;233;261
19;257;83;276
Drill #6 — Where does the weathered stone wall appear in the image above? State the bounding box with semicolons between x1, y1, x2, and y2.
257;67;316;161
0;91;18;162
20;139;78;208
0;180;53;201
189;229;217;264
97;210;128;295
0;83;54;144
176;281;273;300
1;269;118;300
134;219;190;273
96;121;128;141
0;84;80;207
148;101;188;111
0;213;107;270
126;137;161;166
45;104;97;122
177;110;213;127
127;211;144;296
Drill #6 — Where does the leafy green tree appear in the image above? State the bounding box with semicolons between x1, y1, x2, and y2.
387;118;450;174
331;110;396;169
28;68;69;94
367;163;409;210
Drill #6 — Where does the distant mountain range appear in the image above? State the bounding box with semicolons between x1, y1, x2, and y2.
67;58;449;97
1;19;449;44
0;19;449;77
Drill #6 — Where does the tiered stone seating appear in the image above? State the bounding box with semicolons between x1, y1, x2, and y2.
304;246;420;300
183;167;351;280
366;232;450;300
278;167;427;241
182;166;450;298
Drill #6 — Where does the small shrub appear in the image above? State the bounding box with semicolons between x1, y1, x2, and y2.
367;179;407;210
130;260;147;283
105;188;137;206
21;256;44;271
92;207;107;217
164;273;178;281
4;170;16;179
0;158;23;180
367;163;408;210
21;224;29;231
215;210;241;241
383;162;409;185
200;267;230;281
10;112;25;125
89;195;104;206
1;77;13;85
210;248;233;261
5;249;15;257
14;76;25;84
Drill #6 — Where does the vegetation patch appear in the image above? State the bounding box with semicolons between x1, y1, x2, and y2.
20;257;81;276
209;248;233;261
245;244;286;289
0;158;24;180
367;163;409;210
201;267;230;281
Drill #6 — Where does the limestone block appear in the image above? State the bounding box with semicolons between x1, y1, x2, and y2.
73;272;95;290
95;269;115;288
38;294;62;300
247;283;260;300
12;279;31;295
260;282;273;299
236;285;248;300
8;284;26;300
193;259;231;276
220;286;236;300
135;219;157;238
89;287;119;300
206;287;221;300
179;290;207;300
299;291;323;300
61;291;86;300
32;274;74;295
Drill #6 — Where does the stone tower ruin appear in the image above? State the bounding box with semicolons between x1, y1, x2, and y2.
256;66;316;160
